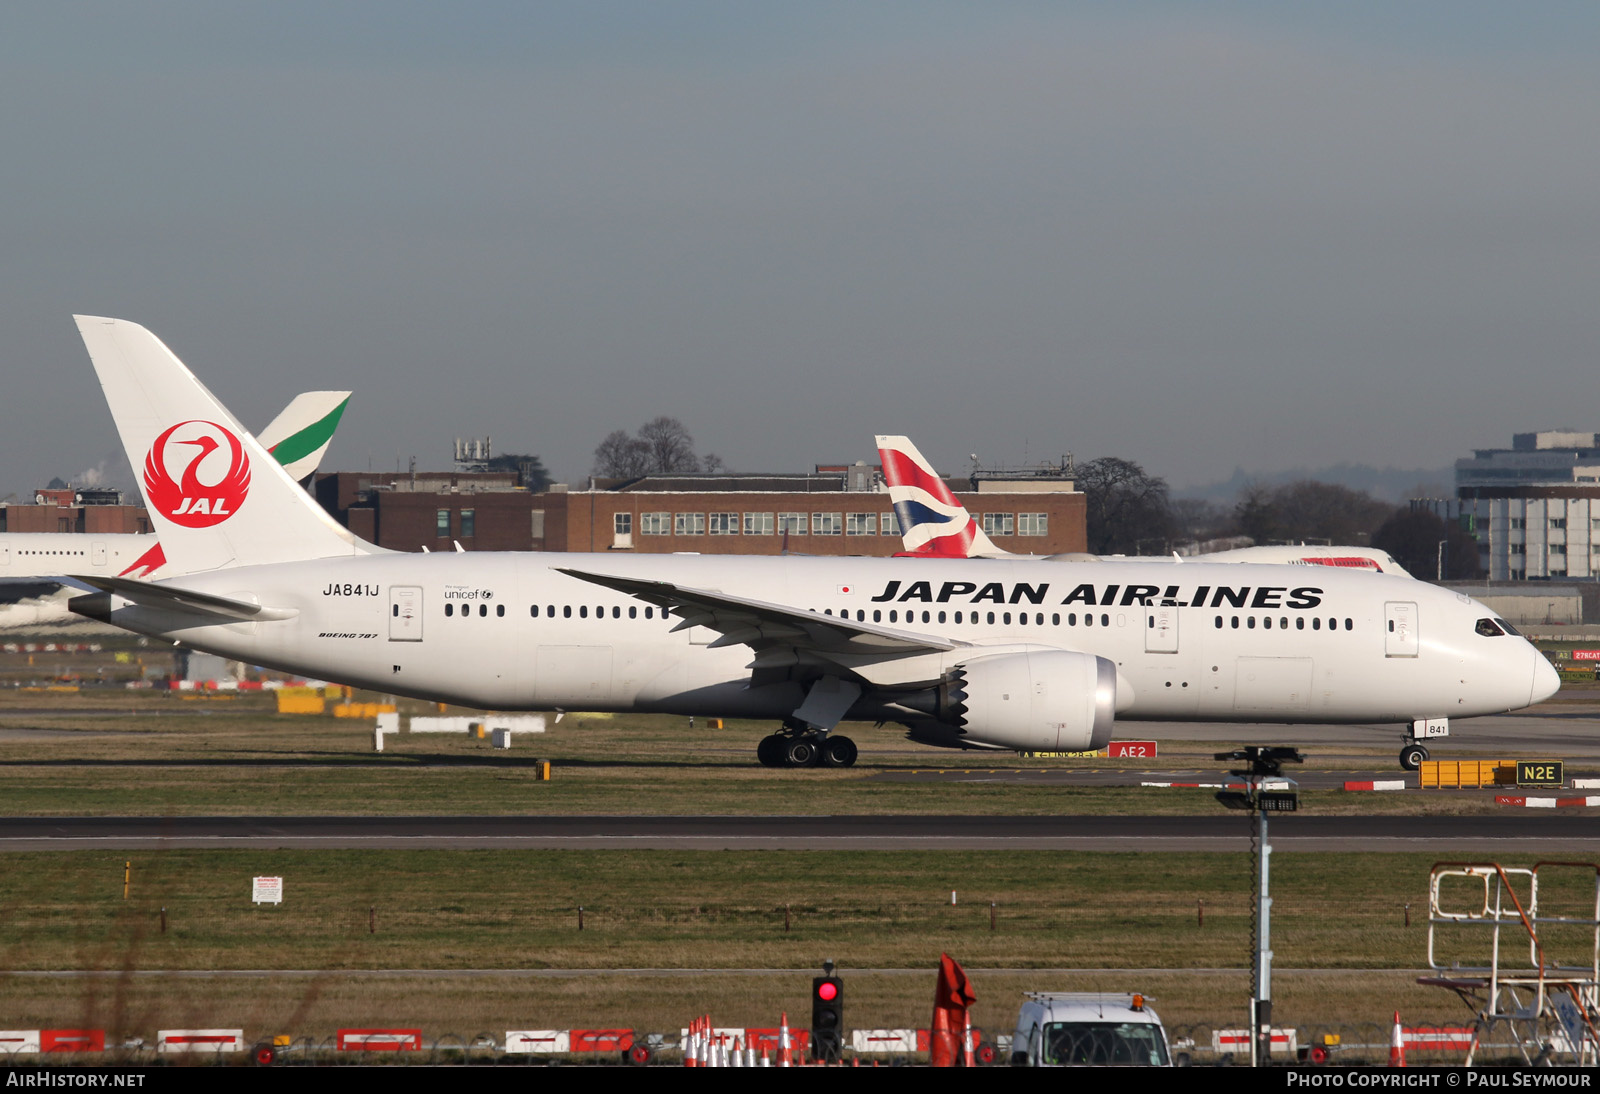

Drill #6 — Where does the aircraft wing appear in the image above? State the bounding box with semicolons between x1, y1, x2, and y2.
68;575;299;622
555;567;962;657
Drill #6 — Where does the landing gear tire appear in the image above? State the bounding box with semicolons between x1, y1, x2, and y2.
821;735;858;768
757;734;786;767
784;737;820;767
1399;744;1429;771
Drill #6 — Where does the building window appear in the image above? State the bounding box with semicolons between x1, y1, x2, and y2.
708;513;737;535
982;513;1015;536
1511;543;1525;554
812;512;842;535
460;509;475;538
881;512;900;535
675;513;706;536
1510;518;1525;529
530;510;545;539
641;512;670;535
1551;544;1567;555
778;512;808;535
743;512;774;536
436;509;450;537
845;513;876;536
1551;518;1567;529
1018;513;1048;537
614;513;632;537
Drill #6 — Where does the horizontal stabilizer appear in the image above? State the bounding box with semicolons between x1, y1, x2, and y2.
68;575;297;622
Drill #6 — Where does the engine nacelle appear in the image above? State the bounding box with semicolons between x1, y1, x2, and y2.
911;650;1116;753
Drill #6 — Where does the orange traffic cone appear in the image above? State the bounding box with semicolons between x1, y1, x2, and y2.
962;1009;975;1067
779;1011;793;1068
1390;1011;1406;1067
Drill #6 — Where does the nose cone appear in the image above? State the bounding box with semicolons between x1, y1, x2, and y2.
1531;651;1561;705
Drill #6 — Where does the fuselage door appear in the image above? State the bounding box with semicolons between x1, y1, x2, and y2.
389;586;424;641
1384;601;1418;658
92;542;107;568
1145;607;1179;653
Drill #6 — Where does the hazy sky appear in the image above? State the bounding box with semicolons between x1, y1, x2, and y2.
4;2;1599;498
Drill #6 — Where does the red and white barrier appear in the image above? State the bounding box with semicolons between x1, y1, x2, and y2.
0;1030;109;1054
1496;795;1600;808
0;1032;41;1055
1344;780;1408;791
1402;1026;1474;1052
851;1029;918;1053
158;1029;243;1053
505;1030;568;1054
40;1030;104;1053
1212;1028;1297;1055
337;1029;421;1051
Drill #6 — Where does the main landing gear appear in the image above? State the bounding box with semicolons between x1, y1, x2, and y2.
757;731;858;768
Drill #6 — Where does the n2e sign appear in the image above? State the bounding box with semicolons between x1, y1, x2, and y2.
1516;760;1563;788
1109;741;1157;758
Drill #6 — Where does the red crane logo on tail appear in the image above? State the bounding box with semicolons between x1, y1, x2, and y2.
143;420;251;528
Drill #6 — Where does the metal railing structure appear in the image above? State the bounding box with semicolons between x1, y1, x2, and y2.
1421;861;1600;1065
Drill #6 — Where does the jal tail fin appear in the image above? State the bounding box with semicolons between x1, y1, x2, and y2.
875;434;1006;558
257;391;351;485
74;315;376;575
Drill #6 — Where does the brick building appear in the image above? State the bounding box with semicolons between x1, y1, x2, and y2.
0;489;148;535
560;470;1085;556
312;463;1085;556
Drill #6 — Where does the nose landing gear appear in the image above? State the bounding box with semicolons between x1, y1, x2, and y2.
1400;717;1447;771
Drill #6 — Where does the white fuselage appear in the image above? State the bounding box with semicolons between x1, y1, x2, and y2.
0;533;164;582
83;554;1553;734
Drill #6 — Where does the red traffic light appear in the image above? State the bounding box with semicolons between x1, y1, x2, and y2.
816;981;838;1002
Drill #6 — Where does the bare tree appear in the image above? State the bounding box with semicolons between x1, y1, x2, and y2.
1078;457;1173;554
592;429;652;478
637;416;700;473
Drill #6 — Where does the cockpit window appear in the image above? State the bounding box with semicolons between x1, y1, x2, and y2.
1495;618;1522;637
1475;618;1505;637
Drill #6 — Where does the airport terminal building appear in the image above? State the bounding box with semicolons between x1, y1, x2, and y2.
1438;430;1600;581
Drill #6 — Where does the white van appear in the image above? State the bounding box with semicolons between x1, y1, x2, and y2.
1011;992;1172;1067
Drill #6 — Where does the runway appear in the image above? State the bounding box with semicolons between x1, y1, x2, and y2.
3;813;1599;852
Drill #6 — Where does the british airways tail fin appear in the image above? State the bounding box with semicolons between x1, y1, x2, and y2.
74;316;377;575
875;434;1007;559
